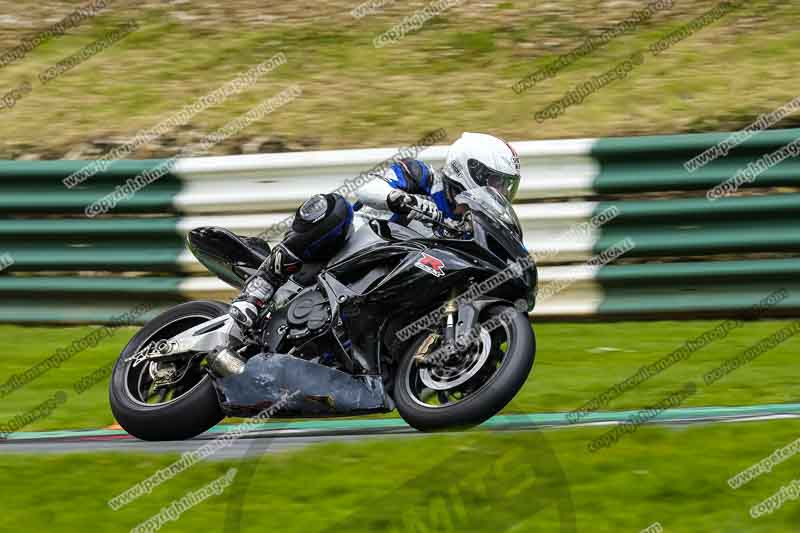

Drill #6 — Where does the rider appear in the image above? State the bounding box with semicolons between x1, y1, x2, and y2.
228;132;522;334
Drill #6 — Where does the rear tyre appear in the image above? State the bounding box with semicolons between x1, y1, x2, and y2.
109;301;228;441
393;304;535;431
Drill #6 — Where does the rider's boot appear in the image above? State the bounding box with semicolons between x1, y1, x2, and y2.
228;243;303;335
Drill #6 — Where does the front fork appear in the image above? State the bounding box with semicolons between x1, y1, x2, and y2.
443;289;458;346
416;291;506;360
415;289;476;364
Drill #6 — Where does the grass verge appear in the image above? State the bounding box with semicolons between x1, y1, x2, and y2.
1;418;799;531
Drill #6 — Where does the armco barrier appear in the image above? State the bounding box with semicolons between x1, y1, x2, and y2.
0;128;799;324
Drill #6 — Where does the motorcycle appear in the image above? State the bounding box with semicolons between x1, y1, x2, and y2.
109;187;538;440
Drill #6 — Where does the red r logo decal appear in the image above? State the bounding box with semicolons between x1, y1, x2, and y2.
414;253;445;277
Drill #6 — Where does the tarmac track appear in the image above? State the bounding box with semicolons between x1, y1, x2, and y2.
1;402;799;459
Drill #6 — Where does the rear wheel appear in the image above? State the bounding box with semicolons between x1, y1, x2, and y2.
393;304;535;431
109;301;229;441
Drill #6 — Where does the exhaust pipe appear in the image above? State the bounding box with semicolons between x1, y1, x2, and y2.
207;347;247;376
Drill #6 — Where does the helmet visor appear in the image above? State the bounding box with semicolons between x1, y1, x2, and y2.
467;159;520;201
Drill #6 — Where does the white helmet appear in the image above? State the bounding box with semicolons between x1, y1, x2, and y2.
441;132;521;202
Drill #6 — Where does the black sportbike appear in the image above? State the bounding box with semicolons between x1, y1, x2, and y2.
110;187;538;440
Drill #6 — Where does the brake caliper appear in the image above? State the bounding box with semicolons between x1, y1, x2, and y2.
413;333;441;364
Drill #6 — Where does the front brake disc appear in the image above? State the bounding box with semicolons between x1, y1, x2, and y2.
419;328;492;390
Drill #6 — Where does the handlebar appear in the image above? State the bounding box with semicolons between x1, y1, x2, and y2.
406;206;470;236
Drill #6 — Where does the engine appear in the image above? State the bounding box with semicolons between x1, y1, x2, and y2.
285;288;332;341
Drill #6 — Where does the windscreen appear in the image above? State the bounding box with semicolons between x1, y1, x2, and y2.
455;187;523;238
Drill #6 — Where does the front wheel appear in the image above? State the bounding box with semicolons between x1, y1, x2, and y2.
109;301;229;441
393;304;535;432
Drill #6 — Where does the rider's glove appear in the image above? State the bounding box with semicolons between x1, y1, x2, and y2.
387;190;443;223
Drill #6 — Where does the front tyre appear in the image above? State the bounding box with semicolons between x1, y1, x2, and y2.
109;301;229;441
394;304;535;432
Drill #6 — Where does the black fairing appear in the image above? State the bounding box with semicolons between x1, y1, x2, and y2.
320;232;498;374
469;210;537;309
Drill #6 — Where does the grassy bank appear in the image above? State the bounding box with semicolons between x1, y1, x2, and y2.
0;319;797;432
0;0;798;158
2;418;799;531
